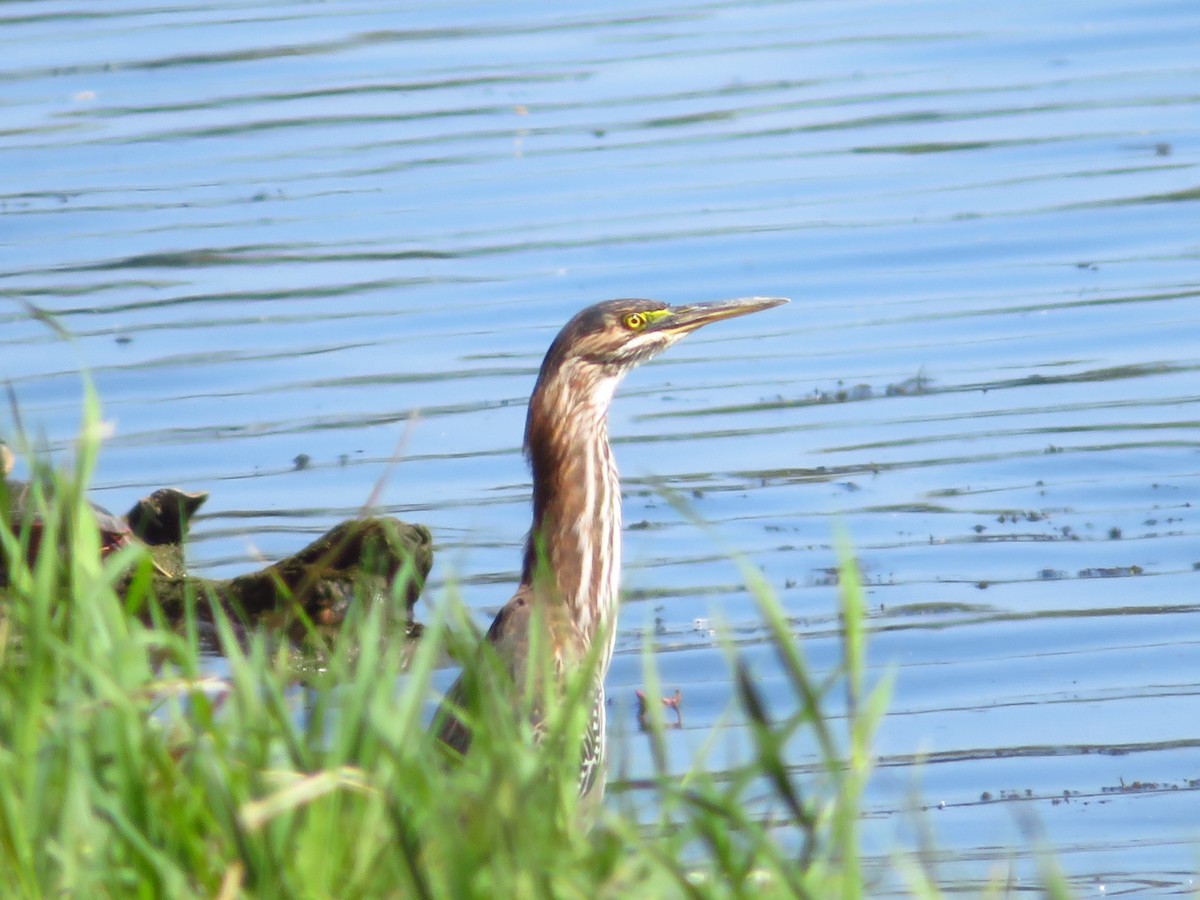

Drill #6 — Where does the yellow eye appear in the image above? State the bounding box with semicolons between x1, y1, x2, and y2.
623;312;647;331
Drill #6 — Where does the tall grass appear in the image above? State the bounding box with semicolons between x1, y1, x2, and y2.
0;397;1068;897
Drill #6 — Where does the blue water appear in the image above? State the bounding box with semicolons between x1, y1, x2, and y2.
3;0;1200;891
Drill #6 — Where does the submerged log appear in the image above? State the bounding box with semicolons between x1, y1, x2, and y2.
147;517;433;637
1;466;433;638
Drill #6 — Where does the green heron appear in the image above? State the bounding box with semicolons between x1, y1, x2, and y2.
435;296;787;797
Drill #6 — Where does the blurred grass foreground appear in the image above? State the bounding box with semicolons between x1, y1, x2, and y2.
0;394;1072;898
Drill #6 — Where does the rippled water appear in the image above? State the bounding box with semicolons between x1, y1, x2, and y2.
3;0;1199;891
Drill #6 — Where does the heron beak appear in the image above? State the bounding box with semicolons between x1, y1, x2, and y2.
655;296;789;334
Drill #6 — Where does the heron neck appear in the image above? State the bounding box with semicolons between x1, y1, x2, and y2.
521;360;623;656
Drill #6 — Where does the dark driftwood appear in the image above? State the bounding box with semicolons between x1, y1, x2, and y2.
2;446;434;637
2;475;433;638
135;517;433;637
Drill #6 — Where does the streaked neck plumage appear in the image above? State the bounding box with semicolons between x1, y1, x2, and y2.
521;356;623;670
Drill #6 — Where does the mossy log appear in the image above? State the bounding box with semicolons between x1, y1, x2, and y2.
4;443;434;639
138;517;433;637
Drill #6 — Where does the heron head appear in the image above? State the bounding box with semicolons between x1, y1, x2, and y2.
538;296;788;380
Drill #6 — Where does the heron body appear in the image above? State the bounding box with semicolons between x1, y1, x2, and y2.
436;296;787;797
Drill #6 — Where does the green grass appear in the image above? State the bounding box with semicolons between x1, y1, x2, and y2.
0;396;1073;898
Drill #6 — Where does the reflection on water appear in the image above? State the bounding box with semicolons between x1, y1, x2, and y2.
3;0;1200;890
